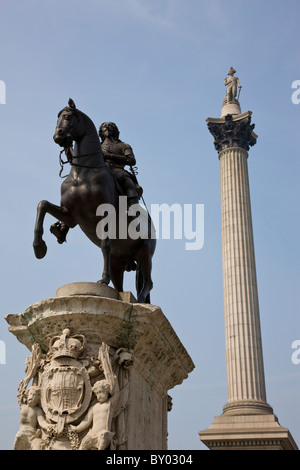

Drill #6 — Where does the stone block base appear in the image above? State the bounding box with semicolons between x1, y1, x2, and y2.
5;283;194;450
199;413;298;450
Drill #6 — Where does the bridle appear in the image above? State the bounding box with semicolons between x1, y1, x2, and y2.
59;147;104;178
57;104;104;177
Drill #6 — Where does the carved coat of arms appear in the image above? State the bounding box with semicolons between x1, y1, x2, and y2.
14;329;132;451
40;330;92;436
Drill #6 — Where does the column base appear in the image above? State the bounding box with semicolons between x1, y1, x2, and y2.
222;399;274;416
199;413;298;450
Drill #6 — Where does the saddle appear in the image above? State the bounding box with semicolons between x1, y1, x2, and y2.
107;165;143;199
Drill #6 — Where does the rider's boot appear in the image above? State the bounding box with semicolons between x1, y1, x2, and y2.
127;196;139;207
50;222;69;244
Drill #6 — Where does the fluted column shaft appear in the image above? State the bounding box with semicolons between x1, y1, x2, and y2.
207;112;272;415
220;146;267;409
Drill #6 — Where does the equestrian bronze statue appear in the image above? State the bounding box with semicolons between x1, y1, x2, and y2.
33;99;155;303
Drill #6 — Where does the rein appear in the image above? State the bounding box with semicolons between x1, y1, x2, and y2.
58;147;151;220
59;148;103;178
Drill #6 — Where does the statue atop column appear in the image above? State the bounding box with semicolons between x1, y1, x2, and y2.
221;67;242;117
224;67;242;104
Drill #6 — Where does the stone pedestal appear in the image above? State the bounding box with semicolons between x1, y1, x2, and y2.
5;283;194;450
220;99;241;118
200;107;298;450
199;414;298;450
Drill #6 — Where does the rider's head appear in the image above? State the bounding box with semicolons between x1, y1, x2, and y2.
99;122;120;141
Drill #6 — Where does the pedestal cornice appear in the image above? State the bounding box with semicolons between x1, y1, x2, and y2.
5;285;195;396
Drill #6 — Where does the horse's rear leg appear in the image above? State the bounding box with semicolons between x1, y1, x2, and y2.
136;253;153;303
33;200;76;259
98;238;111;285
110;255;125;293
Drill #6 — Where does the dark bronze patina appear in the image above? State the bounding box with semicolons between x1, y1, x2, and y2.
99;122;142;207
33;99;155;303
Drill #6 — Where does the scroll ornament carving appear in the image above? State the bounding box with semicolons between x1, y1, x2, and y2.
14;329;133;450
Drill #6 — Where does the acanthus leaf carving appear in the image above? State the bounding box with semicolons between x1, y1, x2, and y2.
207;114;257;153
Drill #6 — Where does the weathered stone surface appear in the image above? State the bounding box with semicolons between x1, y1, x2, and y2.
220;101;241;118
199;414;298;450
5;284;195;450
56;282;121;300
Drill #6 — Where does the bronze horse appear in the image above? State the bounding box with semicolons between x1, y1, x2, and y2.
33;99;155;303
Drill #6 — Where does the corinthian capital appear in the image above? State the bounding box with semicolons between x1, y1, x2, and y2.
206;112;257;154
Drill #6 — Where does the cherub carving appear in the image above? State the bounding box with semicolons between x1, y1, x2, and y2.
70;343;120;450
14;386;50;450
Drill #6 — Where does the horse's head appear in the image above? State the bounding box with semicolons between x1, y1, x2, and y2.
53;98;86;148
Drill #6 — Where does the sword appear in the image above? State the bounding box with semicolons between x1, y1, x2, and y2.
129;165;149;215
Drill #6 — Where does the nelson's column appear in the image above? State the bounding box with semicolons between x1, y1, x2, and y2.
199;68;298;450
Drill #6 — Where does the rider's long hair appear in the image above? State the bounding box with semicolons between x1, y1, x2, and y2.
98;122;121;142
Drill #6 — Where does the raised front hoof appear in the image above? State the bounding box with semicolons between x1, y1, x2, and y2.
33;240;47;259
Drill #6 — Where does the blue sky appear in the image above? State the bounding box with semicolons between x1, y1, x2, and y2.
0;0;299;450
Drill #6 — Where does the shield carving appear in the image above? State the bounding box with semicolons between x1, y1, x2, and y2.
40;361;92;425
